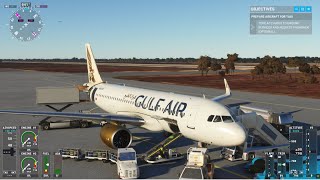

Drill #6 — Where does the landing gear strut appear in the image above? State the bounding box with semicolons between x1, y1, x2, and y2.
198;142;208;148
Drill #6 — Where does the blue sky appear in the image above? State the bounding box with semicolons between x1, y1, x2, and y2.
0;0;318;59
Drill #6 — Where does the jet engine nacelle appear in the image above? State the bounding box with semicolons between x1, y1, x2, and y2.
100;123;132;149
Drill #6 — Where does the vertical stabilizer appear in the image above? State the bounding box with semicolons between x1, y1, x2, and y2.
85;43;103;87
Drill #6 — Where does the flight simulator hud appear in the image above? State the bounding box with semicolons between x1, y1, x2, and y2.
0;0;319;179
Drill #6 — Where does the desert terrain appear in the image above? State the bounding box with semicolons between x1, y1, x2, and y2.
1;62;319;98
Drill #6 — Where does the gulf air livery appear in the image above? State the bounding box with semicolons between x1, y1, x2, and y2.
0;44;246;149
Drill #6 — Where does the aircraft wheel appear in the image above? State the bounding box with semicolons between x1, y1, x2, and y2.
42;123;50;130
80;122;88;128
248;152;255;160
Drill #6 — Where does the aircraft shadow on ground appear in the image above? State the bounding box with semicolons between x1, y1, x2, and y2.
138;159;186;178
208;147;223;153
211;157;226;164
132;136;194;155
90;124;102;128
133;131;194;147
213;161;254;179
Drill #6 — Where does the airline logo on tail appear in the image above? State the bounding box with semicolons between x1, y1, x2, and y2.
85;43;103;87
86;48;96;83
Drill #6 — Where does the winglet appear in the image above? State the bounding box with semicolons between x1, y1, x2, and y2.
85;43;104;88
211;78;232;102
224;78;231;96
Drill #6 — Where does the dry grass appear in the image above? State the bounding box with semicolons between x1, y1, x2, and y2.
117;73;320;99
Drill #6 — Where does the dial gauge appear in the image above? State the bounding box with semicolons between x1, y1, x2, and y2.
9;8;43;41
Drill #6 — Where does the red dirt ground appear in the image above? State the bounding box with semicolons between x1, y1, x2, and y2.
0;62;193;73
1;62;319;98
117;74;320;99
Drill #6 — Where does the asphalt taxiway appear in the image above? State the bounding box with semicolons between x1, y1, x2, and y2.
0;68;319;179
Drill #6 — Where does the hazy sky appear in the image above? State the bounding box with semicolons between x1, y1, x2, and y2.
0;0;318;59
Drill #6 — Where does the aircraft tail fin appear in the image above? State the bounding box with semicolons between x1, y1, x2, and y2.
85;43;104;88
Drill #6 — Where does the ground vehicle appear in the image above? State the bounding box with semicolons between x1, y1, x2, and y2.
59;147;139;179
221;112;289;162
116;148;139;179
59;148;85;160
221;134;288;162
39;119;92;130
179;147;214;179
85;149;109;162
146;148;183;164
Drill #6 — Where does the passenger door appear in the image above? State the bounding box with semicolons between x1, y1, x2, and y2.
187;109;197;130
177;107;199;140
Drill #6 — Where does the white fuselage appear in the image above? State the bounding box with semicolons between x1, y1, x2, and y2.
90;83;246;147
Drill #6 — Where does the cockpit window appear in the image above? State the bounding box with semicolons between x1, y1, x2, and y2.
230;112;238;122
222;116;234;123
213;116;222;122
207;115;215;122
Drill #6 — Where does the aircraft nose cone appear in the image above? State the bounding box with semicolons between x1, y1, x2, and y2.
235;126;246;145
228;123;247;146
213;122;247;146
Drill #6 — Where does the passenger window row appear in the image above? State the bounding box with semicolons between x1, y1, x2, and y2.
96;94;134;105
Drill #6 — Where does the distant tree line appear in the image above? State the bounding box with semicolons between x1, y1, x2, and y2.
197;53;238;76
0;57;198;64
250;55;286;80
288;57;320;84
195;53;319;84
250;56;319;84
0;56;320;64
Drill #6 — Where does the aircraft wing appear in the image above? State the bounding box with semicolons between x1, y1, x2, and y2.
245;144;289;152
225;102;251;108
211;79;231;102
0;110;145;124
282;109;302;115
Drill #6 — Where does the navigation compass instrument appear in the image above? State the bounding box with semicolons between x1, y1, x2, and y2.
9;7;43;41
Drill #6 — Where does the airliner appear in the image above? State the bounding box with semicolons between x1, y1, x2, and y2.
0;44;246;149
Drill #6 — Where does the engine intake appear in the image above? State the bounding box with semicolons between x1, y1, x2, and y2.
100;123;132;149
